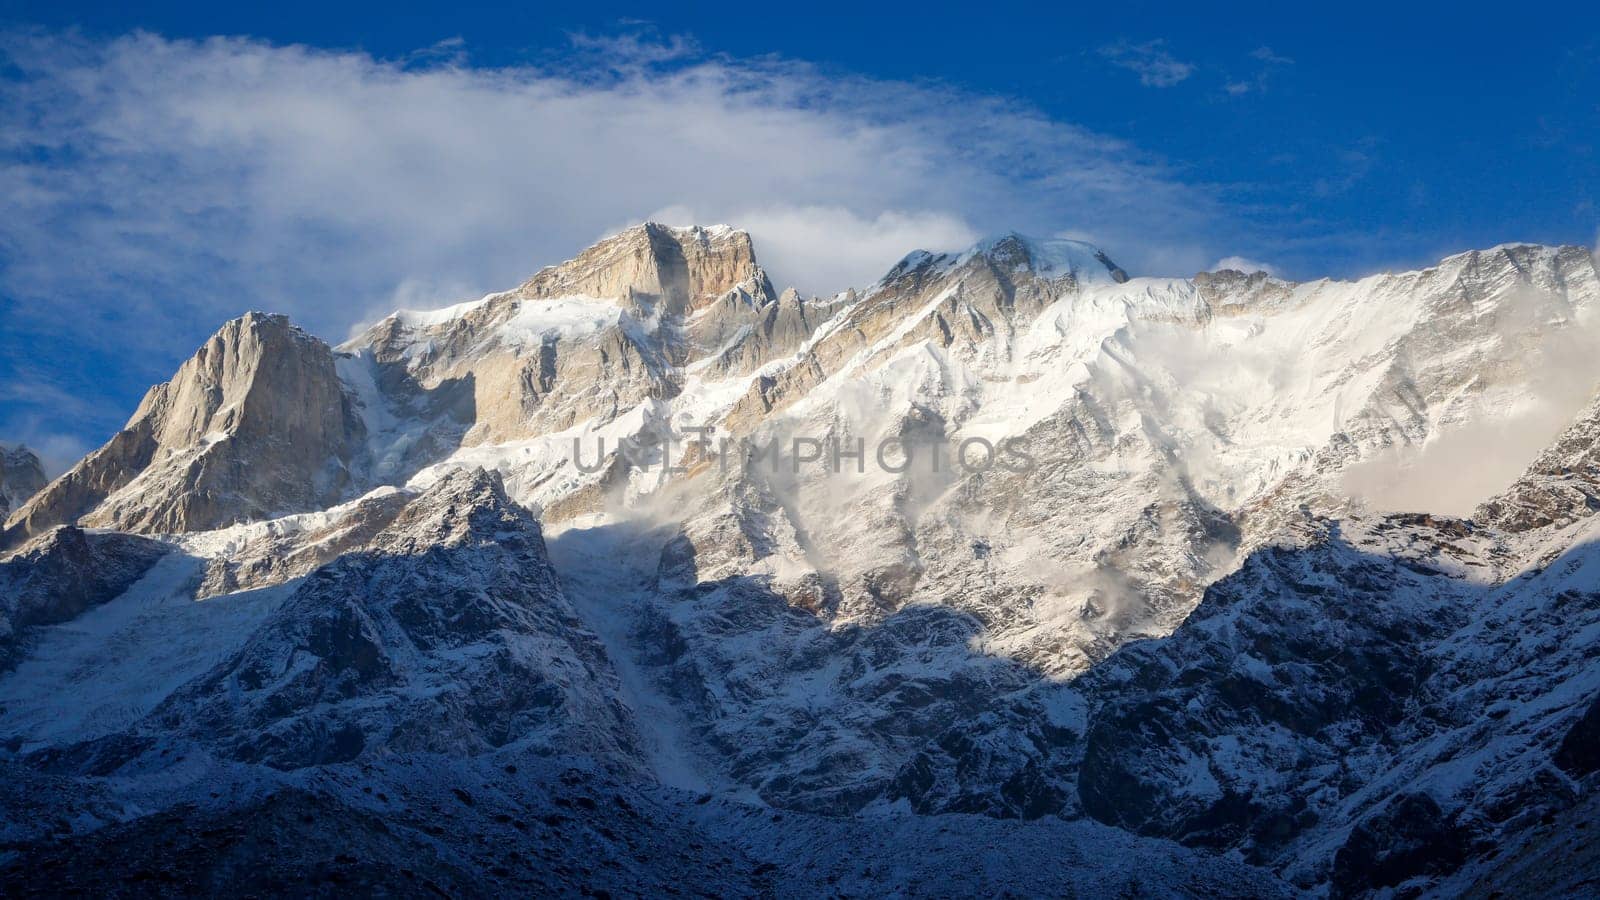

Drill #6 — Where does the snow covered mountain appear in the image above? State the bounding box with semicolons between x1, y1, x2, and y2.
3;223;1599;895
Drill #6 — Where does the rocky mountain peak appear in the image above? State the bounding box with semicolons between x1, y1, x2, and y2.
0;444;47;522
869;232;1129;298
144;312;350;447
515;221;774;315
961;232;1129;284
3;311;365;546
376;467;536;555
11;231;1600;895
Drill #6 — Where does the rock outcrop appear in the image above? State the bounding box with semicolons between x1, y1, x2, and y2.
140;468;638;770
3;313;365;547
1477;389;1600;532
0;526;169;669
337;222;840;468
516;222;774;317
0;444;46;522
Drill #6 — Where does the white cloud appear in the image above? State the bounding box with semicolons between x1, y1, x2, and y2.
564;29;701;68
1212;256;1279;276
0;382;95;475
0;30;1226;450
673;206;977;296
1224;46;1294;97
1250;46;1294;66
1099;40;1195;88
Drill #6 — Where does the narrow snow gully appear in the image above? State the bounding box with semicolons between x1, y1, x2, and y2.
543;518;734;797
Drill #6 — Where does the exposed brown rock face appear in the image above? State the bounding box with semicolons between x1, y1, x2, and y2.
340;223;839;455
3;313;365;547
516;222;773;316
1191;268;1294;313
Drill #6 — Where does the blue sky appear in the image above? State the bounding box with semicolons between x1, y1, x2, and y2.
1;1;1597;469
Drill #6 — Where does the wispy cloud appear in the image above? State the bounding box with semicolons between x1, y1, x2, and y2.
1312;140;1381;197
1225;45;1295;96
1250;46;1294;66
564;27;701;69
0;29;1229;451
1212;256;1279;276
1099;40;1194;88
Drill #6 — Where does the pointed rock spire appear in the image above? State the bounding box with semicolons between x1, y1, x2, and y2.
3;313;365;547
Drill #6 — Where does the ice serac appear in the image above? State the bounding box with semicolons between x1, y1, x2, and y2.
135;467;638;770
0;444;47;521
3;313;365;547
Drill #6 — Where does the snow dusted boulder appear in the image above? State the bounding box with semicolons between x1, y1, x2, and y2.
3;313;366;547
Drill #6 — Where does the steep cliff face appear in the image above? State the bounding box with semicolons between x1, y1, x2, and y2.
516;222;773;317
335;222;837;481
0;445;46;521
3;313;365;546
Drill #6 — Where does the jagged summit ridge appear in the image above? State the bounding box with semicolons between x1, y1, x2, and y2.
354;222;774;342
333;221;845;464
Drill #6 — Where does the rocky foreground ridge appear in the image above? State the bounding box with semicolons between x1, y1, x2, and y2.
2;224;1599;896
